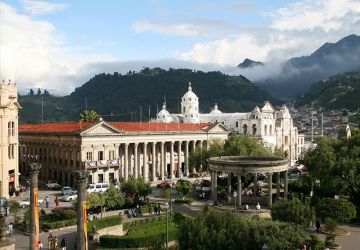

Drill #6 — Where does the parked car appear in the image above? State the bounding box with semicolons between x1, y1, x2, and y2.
61;191;77;202
157;179;175;188
46;180;61;190
18;198;44;208
61;186;73;195
86;183;109;193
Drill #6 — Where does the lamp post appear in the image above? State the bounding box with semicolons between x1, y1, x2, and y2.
233;191;237;213
164;202;169;249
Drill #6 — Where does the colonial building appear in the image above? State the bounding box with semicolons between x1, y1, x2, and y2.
19;120;229;186
0;80;21;197
155;83;305;164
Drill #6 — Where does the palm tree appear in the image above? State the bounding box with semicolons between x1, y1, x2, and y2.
79;110;100;122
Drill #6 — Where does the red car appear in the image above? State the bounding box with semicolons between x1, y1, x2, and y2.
157;180;175;188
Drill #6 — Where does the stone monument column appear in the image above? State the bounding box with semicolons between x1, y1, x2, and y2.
75;170;89;250
29;163;41;250
268;173;273;208
237;175;242;207
184;141;189;176
177;141;182;176
134;143;139;179
276;172;281;198
160;142;165;180
170;142;174;179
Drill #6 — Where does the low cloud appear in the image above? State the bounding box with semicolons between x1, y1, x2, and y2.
21;0;69;15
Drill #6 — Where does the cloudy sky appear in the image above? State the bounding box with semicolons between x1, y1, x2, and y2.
0;0;359;94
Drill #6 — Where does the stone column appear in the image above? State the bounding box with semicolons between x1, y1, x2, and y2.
178;141;182;176
160;142;165;180
75;170;88;250
253;173;258;195
211;171;217;202
124;144;129;181
185;141;189;176
237;175;242;207
227;173;232;198
276;172;281;198
284;170;288;200
29;163;41;250
134;143;139;179
143;143;148;181
170;141;174;179
152;143;156;181
268;173;273;208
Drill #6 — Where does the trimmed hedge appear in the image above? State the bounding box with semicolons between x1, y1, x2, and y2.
175;198;193;205
42;218;76;230
100;218;177;248
87;215;122;232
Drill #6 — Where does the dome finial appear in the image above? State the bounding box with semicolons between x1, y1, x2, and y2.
188;82;192;91
214;102;218;110
162;103;166;110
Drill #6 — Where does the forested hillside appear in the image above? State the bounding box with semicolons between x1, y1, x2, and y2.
297;72;360;110
19;68;277;123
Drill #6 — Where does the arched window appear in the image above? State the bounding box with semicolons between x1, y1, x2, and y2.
8;122;11;136
11;122;15;136
243;124;248;134
269;125;272;135
252;124;257;135
183;107;185;113
264;125;267;136
235;121;239;128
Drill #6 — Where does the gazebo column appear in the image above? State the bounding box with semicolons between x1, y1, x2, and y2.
178;141;182;177
237;174;242;207
253;173;258;196
227;173;232;198
284;170;288;200
211;171;217;202
276;172;281;198
134;143;139;179
268;173;273;208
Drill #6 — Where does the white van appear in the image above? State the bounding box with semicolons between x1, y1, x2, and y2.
86;183;109;193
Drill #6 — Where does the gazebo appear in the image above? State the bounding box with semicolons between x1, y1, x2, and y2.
207;156;289;208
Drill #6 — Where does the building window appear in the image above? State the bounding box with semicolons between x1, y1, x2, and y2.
285;136;289;145
269;125;272;135
264;125;267;136
98;174;104;183
183;107;185;113
252;124;257;135
243;124;248;134
109;173;115;183
108;150;115;160
235;121;239;128
86;152;93;161
98;151;104;160
11;122;15;136
8;145;15;159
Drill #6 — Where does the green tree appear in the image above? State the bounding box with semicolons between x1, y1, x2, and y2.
87;192;105;214
104;187;125;210
79;110;100;122
224;135;271;156
121;179;138;197
43;89;50;96
136;179;152;200
271;198;315;227
9;200;21;223
175;180;193;198
189;139;224;172
37;88;41;95
316;198;356;222
29;89;34;96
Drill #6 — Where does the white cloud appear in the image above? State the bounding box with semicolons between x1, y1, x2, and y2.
133;19;238;37
22;0;69;15
0;2;113;94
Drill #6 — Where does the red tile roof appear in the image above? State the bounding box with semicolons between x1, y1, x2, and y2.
109;122;210;132
19;121;211;134
19;122;95;134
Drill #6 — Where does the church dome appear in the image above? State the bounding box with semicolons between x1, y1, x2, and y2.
210;103;222;114
182;82;198;101
157;104;170;117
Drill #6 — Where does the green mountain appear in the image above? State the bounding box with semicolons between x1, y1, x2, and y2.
297;72;360;110
19;68;277;123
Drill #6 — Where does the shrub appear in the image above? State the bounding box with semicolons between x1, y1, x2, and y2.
51;207;77;219
307;235;326;250
87;215;122;232
41;218;76;230
316;198;357;222
174;198;193;205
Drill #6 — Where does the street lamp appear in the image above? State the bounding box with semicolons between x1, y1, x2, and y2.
233;191;237;213
164;202;169;249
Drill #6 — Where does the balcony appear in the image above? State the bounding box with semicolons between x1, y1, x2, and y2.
85;159;120;169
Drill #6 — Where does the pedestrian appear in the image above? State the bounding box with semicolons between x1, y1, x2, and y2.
48;233;53;249
157;204;161;215
154;205;158;215
55;196;59;208
38;241;43;250
45;196;49;208
316;220;321;234
53;236;58;248
8;222;13;236
60;237;67;250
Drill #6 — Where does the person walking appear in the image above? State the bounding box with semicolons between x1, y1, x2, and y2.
60;237;67;250
45;196;49;208
48;233;53;249
316;220;321;234
38;241;43;250
8;222;13;236
55;196;59;208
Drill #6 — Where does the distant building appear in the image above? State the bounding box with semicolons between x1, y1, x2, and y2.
19;121;229;186
0;80;21;197
155;83;305;163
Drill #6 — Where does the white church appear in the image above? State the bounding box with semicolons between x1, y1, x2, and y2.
155;83;305;164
